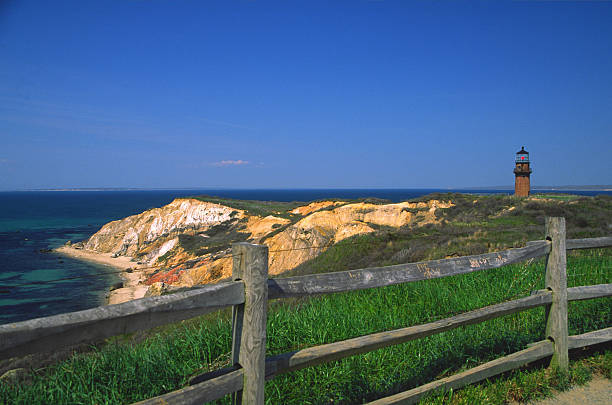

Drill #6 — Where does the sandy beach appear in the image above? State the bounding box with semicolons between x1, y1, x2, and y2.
55;246;154;305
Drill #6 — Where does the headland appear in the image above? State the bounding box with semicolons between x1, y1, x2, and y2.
57;192;612;305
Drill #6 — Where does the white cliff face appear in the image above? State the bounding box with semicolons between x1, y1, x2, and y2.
145;200;236;241
145;237;178;264
84;198;242;255
81;196;454;288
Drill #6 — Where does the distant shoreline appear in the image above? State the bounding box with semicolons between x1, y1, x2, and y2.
460;186;612;192
2;186;612;192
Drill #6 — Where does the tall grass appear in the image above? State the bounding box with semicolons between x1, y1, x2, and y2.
2;248;610;404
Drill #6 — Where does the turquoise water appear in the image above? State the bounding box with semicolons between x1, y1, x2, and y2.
0;190;197;325
1;188;609;325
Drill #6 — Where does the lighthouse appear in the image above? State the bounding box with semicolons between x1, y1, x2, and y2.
514;146;532;197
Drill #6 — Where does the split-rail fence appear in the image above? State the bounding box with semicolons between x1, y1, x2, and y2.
1;217;611;404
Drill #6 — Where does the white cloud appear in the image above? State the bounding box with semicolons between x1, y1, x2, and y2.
211;160;250;167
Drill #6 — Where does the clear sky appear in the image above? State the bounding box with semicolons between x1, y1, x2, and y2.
1;0;611;190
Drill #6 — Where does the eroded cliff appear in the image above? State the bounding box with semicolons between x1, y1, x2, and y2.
75;197;453;291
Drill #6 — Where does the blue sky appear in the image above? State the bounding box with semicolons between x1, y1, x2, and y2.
1;0;611;190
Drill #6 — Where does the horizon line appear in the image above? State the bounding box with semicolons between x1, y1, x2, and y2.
1;185;611;193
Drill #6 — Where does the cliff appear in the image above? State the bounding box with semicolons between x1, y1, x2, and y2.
73;197;454;292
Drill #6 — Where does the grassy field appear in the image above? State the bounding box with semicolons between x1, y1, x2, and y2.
177;194;394;255
285;193;612;277
421;349;612;404
1;247;609;404
188;195;392;219
1;194;610;404
189;195;305;218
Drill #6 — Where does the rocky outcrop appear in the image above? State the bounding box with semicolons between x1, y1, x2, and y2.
84;199;242;257
80;197;453;290
290;201;343;216
246;215;291;241
266;200;452;275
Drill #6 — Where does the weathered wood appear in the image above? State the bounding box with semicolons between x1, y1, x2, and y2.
233;243;268;405
365;326;612;405
568;327;612;349
189;291;553;385
268;241;550;299
544;217;569;370
188;364;240;386
266;291;552;377
566;236;612;250
230;247;245;404
567;283;612;302
367;341;554;405
156;324;612;405
0;281;244;360
132;368;243;405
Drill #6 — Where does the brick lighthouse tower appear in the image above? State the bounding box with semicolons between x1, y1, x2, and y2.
514;146;532;197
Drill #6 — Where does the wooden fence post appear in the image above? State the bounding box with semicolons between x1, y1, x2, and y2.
231;242;269;405
544;217;569;371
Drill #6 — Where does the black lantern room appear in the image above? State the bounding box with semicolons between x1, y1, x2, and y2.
515;146;529;163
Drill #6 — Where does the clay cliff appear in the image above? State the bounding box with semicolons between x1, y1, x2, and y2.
73;197;453;291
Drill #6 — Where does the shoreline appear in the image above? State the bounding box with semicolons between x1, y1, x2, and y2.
55;246;153;305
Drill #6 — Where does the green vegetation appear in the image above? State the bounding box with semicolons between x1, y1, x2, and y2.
177;221;251;256
421;350;612;404
185;195;392;246
155;248;175;263
188;195;391;219
188;195;305;219
530;193;583;201
285;194;611;278
1;194;610;404
2;248;609;404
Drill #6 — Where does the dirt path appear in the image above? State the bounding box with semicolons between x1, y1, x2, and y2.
528;375;612;405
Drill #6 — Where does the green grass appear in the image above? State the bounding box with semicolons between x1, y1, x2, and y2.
177;222;251;256
167;193;611;267
2;194;611;403
2;248;610;404
281;193;612;278
187;195;305;219
421;350;612;404
531;193;582;201
187;195;394;220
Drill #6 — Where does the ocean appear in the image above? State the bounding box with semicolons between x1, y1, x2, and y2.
1;188;610;325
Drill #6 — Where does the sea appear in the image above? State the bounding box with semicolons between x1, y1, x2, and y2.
1;188;610;325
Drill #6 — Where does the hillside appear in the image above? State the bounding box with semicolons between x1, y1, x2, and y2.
283;192;612;277
62;193;612;301
4;193;611;404
70;196;453;292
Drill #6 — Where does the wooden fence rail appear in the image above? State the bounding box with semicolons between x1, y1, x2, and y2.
0;280;244;360
367;327;612;405
0;242;547;360
201;283;611;383
1;218;611;404
268;240;550;299
2;237;606;361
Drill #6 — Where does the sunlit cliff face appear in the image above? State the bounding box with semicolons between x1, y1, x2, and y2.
84;199;241;255
81;198;453;287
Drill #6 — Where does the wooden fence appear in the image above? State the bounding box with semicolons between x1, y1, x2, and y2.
1;217;611;404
